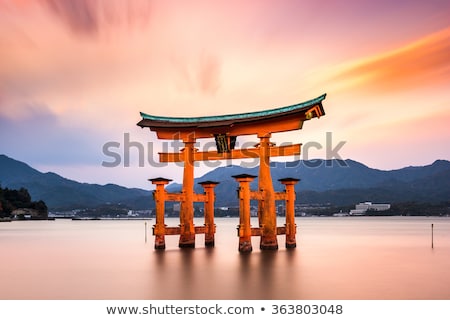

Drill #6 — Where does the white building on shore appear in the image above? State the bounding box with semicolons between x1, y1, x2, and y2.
349;202;390;215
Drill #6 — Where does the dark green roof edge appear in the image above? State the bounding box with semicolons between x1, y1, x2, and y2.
139;93;326;124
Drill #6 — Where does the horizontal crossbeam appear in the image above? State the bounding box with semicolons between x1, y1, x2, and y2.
275;192;287;200
159;143;301;163
244;191;286;201
152;226;207;236
249;226;287;236
164;193;207;202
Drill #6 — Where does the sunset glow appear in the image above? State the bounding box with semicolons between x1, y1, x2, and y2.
1;0;449;188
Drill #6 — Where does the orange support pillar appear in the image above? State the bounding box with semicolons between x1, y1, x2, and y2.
279;178;300;248
199;181;219;247
149;177;172;250
257;134;278;250
179;136;196;248
233;174;256;253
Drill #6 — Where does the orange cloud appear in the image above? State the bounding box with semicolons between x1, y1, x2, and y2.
330;27;450;93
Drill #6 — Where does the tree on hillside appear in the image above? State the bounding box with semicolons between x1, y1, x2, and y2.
3;187;32;209
0;186;48;218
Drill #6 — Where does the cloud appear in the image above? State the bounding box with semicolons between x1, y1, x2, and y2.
44;0;99;34
170;51;222;95
42;0;151;36
329;27;450;93
197;52;221;95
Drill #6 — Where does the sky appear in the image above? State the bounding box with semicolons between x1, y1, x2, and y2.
1;0;449;189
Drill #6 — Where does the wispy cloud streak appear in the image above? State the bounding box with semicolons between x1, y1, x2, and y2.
170;51;222;95
42;0;151;36
330;27;450;92
45;0;99;34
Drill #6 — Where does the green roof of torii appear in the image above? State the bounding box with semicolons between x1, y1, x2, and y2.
138;93;326;127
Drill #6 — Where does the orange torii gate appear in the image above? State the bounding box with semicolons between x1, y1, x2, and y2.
138;94;326;251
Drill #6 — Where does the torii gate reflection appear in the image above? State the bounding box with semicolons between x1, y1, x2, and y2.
137;94;326;252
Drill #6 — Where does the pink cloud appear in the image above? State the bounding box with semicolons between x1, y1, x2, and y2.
170;51;222;96
41;0;151;36
197;52;221;95
44;0;99;35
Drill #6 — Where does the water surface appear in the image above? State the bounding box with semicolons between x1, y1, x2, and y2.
1;217;449;299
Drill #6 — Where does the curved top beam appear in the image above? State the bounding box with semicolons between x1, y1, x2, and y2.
138;94;326;127
137;94;326;139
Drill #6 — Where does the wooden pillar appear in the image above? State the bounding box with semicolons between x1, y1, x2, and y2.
233;174;256;253
257;134;278;250
198;181;219;247
149;177;172;250
179;136;196;248
279;178;300;248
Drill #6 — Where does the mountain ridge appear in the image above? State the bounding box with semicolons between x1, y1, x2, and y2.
168;158;450;206
1;154;449;209
0;154;151;210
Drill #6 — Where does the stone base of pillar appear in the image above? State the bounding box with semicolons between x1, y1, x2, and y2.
286;241;296;249
205;236;215;247
260;236;278;250
179;234;195;248
239;240;252;253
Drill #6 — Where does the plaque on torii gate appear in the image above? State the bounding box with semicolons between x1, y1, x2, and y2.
138;94;326;250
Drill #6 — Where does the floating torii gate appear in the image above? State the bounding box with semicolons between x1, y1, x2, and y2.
138;94;326;251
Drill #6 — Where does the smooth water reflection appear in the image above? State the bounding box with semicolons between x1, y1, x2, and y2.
151;245;300;300
1;217;450;299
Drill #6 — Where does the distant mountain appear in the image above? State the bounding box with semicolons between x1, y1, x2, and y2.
167;159;450;206
0;155;152;210
1;154;449;210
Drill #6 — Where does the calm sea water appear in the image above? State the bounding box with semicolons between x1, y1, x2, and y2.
1;217;450;300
